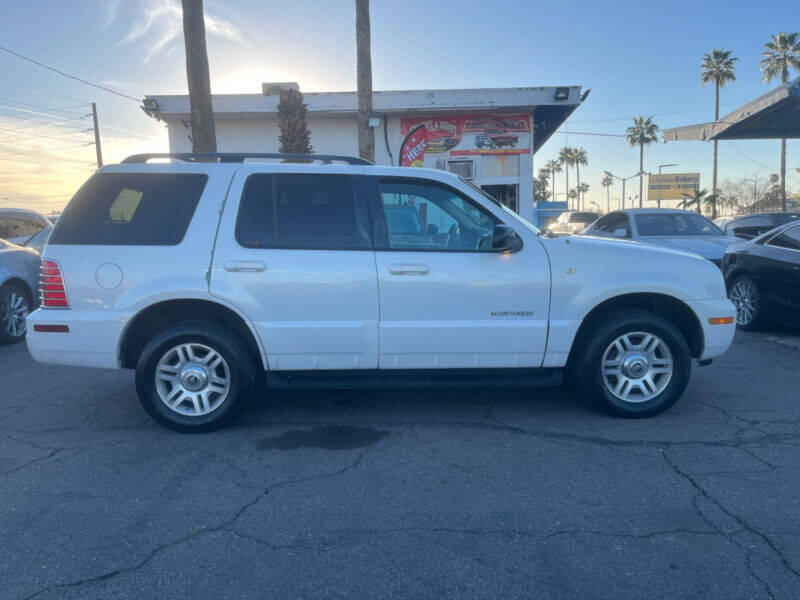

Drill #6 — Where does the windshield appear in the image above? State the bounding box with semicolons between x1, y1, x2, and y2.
635;213;723;236
774;213;800;226
570;212;599;223
459;177;541;233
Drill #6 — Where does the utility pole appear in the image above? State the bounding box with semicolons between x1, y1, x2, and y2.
91;102;103;168
355;0;375;163
181;0;217;154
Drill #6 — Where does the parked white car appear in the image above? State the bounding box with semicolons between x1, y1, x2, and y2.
0;208;52;245
27;153;736;432
583;209;739;267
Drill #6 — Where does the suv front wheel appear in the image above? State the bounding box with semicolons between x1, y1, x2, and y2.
578;311;691;418
135;322;256;432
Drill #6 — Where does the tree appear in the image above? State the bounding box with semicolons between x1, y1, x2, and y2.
680;188;716;215
701;48;738;215
544;159;562;203
625;116;659;208
277;88;313;157
579;182;590;209
534;167;551;204
567;188;579;204
355;0;375;162
760;32;800;211
572;147;588;210
601;173;614;213
180;0;216;154
558;146;573;207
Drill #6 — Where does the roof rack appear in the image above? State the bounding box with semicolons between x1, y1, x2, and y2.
120;153;373;165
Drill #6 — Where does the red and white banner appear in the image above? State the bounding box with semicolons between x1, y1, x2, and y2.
399;114;530;167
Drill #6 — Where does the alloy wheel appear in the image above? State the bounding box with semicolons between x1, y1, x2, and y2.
1;291;29;338
601;331;673;403
729;280;756;326
154;343;231;416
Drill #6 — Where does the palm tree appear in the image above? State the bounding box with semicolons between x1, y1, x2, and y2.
180;0;216;153
572;147;589;210
579;182;590;210
355;0;375;162
625;116;659;207
545;159;562;203
601;174;614;213
558;146;573;207
701;49;738;214
760;32;800;211
680;188;716;214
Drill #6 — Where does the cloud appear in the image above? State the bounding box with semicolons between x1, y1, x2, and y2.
104;0;246;63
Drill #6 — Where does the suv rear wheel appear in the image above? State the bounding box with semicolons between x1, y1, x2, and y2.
578;311;691;418
0;283;31;345
135;322;256;432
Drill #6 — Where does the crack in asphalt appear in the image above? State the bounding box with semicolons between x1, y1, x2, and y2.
661;450;799;599
20;450;370;600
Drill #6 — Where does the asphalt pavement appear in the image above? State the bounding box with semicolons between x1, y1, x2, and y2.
1;329;799;599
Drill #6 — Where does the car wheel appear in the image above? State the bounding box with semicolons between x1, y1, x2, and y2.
729;275;760;330
135;322;256;432
578;311;691;418
0;283;31;345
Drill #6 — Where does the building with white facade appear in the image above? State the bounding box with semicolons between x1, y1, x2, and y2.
143;83;585;223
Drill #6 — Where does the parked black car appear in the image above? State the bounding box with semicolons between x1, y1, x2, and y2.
715;212;800;240
722;221;800;330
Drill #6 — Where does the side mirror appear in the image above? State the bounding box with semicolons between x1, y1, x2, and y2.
426;224;439;235
492;224;521;252
612;228;628;238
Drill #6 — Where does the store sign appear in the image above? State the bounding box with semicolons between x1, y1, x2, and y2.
399;114;531;167
647;173;700;201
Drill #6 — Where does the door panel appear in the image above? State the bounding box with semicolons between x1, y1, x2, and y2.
210;168;379;370
371;176;550;369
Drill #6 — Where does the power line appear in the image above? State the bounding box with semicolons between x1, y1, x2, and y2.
0;193;73;200
0;75;91;104
0;46;142;103
0;120;88;133
0;96;88;115
571;100;749;124
555;130;626;138
0;142;93;159
726;142;800;184
0;128;93;143
0;109;89;126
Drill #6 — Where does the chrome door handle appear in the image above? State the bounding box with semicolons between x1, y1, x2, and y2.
388;263;429;275
224;260;266;273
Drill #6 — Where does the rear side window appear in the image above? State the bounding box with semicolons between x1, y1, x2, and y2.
49;173;207;245
236;173;368;249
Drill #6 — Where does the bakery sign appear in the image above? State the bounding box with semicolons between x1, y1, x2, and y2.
399;114;531;167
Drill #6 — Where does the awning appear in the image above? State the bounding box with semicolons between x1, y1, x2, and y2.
662;77;800;142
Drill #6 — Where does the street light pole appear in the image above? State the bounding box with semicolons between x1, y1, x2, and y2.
605;170;644;212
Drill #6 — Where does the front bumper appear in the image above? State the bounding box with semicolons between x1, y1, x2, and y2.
686;298;737;360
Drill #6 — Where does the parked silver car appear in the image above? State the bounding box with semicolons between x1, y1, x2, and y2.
583;209;738;266
0;208;52;245
0;238;41;344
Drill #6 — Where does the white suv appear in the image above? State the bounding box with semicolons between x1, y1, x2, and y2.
27;153;736;432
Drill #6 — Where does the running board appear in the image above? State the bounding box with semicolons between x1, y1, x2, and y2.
266;368;562;390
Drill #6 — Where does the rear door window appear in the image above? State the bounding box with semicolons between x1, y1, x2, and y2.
49;173;207;245
235;173;370;249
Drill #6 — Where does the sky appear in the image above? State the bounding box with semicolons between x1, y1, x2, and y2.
0;0;798;213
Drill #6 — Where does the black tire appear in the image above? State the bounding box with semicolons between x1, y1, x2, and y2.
729;275;761;331
0;283;32;345
578;311;691;418
135;322;257;433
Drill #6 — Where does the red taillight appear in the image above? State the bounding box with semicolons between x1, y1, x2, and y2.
40;260;69;308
